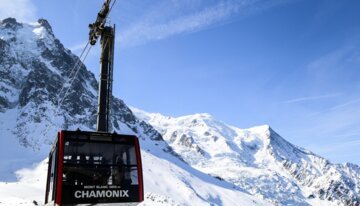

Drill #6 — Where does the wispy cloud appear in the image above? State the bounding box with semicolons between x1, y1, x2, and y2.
68;42;88;53
308;98;360;117
328;129;360;139
307;45;360;84
0;0;37;22
279;93;341;104
281;95;360;153
292;97;360;147
307;139;360;160
117;0;290;48
324;98;360;112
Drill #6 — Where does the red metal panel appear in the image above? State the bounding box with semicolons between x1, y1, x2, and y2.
55;131;64;205
44;153;52;203
134;137;144;202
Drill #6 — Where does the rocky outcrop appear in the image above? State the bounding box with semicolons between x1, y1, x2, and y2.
0;18;163;148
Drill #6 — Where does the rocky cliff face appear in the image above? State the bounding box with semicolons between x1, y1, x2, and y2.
0;17;162;149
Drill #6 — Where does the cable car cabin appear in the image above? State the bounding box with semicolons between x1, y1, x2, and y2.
45;130;144;206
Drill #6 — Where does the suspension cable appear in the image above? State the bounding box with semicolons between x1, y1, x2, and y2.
54;0;117;110
42;0;118;137
42;41;92;137
56;41;90;105
108;0;117;15
57;46;92;107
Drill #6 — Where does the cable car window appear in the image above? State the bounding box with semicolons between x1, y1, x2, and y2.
61;138;140;204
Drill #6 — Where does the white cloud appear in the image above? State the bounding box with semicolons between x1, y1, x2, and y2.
117;0;288;48
295;97;360;142
308;139;360;157
279;93;341;104
308;98;360;117
0;0;37;22
306;45;360;85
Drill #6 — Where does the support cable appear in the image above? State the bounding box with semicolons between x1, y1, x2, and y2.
57;41;90;105
42;0;118;138
42;42;92;138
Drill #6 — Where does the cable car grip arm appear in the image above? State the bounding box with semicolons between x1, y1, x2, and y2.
88;0;112;45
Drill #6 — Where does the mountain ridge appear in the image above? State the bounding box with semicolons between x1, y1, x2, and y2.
132;107;360;206
0;18;268;206
0;17;163;149
0;18;359;206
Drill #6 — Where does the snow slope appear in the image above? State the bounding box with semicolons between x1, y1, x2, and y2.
0;18;267;206
0;129;269;206
132;108;360;206
1;18;359;206
0;160;47;206
0;17;161;180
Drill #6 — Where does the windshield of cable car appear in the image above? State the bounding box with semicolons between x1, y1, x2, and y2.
61;139;140;204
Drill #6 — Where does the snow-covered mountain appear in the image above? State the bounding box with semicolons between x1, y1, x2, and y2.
0;17;162;149
0;17;359;206
132;109;360;206
0;18;267;205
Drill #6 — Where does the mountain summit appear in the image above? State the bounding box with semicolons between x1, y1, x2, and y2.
0;17;162;149
132;108;360;205
0;18;359;206
0;18;267;206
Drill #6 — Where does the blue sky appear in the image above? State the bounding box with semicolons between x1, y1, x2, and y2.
1;0;360;164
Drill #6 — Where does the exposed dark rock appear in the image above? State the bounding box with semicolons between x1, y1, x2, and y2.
37;19;54;37
1;18;22;30
0;18;164;147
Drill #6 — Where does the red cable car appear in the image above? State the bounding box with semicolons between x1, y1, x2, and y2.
45;131;144;205
45;1;144;205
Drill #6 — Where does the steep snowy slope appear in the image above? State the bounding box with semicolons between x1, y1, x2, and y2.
0;134;270;206
0;17;161;180
0;18;267;205
0;17;162;147
132;108;360;206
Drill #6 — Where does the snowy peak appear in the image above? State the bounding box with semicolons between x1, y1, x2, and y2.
133;108;360;205
0;18;57;54
37;19;54;35
0;18;54;36
1;18;359;206
0;18;269;206
133;108;302;164
0;18;163;149
0;18;22;30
